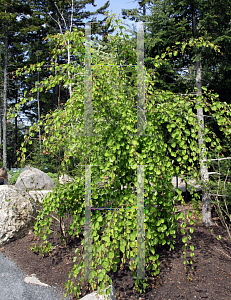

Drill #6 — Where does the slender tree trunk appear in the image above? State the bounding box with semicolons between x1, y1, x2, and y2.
3;22;8;168
14;88;18;164
195;60;214;226
0;88;2;161
53;57;59;108
193;9;214;226
67;39;72;97
37;70;41;156
142;1;146;36
36;51;41;158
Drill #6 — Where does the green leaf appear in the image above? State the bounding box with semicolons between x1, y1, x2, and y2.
110;261;117;273
42;234;47;240
102;235;110;244
189;219;194;225
182;237;187;243
130;232;136;241
156;169;161;175
120;243;125;253
195;104;202;110
97;215;103;222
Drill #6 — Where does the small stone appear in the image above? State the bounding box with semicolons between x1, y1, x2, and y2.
79;285;117;300
59;174;75;185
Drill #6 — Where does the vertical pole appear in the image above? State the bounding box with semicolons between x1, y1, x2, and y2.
84;164;93;280
136;22;145;279
84;22;93;281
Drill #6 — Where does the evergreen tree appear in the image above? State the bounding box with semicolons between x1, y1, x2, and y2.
0;0;34;168
122;0;231;100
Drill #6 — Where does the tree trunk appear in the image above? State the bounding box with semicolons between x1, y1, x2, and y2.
193;9;214;226
195;60;214;226
37;70;41;157
53;57;59;108
3;22;8;168
67;39;72;97
14;88;18;164
0;88;2;161
142;1;146;36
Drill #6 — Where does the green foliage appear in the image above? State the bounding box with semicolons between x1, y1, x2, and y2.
8;170;22;184
30;179;86;254
45;172;58;186
11;13;231;300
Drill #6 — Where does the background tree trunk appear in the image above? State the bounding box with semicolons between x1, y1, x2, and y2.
3;21;8;168
195;60;214;226
193;7;214;226
0;88;2;161
14;88;18;164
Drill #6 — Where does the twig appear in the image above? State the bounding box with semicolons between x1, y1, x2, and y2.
210;157;231;161
214;246;231;260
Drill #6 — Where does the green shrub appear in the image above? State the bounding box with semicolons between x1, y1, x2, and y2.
46;172;58;186
8;170;22;184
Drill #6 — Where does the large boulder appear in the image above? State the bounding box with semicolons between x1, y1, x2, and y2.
15;166;55;190
0;185;39;246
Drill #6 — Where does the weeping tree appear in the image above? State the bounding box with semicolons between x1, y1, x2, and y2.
9;14;231;299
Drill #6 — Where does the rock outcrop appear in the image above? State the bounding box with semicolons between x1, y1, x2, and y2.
0;185;39;246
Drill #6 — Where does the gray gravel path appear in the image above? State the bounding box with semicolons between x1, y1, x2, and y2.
0;252;71;300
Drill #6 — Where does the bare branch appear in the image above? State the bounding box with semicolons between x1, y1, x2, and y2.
48;12;63;34
54;2;68;32
210;157;231;161
70;0;74;33
214;246;231;259
208;172;222;175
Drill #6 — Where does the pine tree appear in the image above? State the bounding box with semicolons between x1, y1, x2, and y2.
0;0;34;168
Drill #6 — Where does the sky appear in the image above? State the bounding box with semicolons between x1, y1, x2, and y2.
85;0;138;19
83;0;144;39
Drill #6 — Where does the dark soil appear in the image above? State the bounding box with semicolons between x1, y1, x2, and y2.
0;200;231;300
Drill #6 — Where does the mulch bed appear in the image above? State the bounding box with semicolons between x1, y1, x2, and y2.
0;201;231;300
